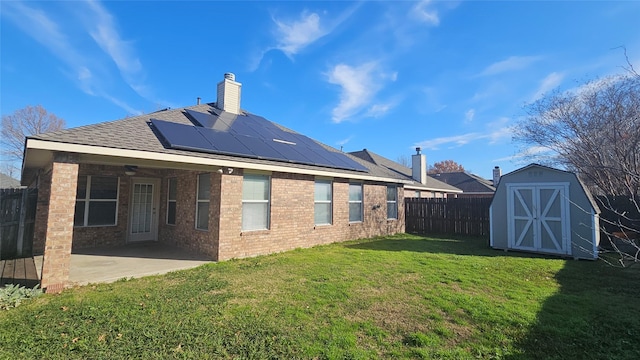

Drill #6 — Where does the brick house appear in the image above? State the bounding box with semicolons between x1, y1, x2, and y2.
349;149;462;198
21;74;443;293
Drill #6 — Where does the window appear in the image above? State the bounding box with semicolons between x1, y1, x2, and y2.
196;173;210;230
348;183;363;222
314;180;332;225
167;178;177;225
74;176;119;227
242;174;270;231
387;185;398;220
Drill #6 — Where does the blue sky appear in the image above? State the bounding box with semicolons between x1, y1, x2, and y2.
2;0;639;179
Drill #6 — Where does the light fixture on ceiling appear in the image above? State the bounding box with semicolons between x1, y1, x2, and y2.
227;167;234;174
124;165;138;176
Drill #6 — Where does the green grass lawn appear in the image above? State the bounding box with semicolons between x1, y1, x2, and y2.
1;234;639;359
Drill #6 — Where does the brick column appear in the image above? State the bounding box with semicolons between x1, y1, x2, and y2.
40;154;79;293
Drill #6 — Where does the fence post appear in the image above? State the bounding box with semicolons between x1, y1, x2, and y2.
16;189;28;257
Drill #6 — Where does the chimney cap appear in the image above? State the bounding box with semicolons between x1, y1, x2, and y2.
224;72;236;81
415;147;422;155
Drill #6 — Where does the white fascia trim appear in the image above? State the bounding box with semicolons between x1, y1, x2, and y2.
404;183;463;193
27;139;412;184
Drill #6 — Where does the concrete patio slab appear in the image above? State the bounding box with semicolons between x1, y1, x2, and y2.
37;242;213;287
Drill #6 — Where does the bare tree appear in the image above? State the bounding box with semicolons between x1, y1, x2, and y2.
515;74;640;266
1;105;65;174
396;155;411;167
428;160;465;174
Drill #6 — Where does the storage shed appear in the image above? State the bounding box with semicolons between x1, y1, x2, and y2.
490;164;600;259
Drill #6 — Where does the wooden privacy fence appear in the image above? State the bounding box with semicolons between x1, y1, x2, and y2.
405;197;492;237
0;188;38;260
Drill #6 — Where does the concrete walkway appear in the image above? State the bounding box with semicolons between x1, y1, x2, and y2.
35;242;212;287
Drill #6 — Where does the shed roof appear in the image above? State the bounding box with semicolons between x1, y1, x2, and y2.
499;163;600;213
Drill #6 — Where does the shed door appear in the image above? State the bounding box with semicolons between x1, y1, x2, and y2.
507;184;570;255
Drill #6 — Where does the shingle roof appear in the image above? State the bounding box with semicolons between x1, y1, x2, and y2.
349;149;462;192
429;172;496;193
27;104;411;182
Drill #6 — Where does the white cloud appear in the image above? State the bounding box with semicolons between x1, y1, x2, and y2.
1;2;84;75
366;102;395;118
326;62;397;123
1;1;144;114
465;109;475;123
336;136;353;147
493;145;556;164
416;133;481;150
268;4;361;62
531;72;564;100
478;55;542;77
82;0;155;101
273;11;326;58
411;0;440;26
416;121;513;150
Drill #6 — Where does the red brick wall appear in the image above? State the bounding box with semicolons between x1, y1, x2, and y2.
40;156;79;292
71;164;132;249
33;162;404;270
217;170;405;261
157;170;218;259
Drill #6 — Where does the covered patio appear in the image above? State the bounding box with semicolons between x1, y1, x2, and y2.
34;242;212;287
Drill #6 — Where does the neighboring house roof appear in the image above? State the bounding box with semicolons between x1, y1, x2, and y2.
349;149;462;193
0;173;21;188
429;172;496;194
22;103;415;185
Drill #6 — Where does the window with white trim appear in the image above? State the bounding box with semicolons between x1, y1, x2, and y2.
74;176;119;227
348;183;363;223
242;174;270;231
167;178;177;225
314;180;332;225
387;185;398;220
196;173;210;230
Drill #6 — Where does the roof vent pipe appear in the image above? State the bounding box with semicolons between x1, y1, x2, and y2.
492;166;502;187
197;97;201;105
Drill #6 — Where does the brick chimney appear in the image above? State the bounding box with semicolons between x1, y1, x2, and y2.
216;73;242;114
492;166;502;187
412;147;427;185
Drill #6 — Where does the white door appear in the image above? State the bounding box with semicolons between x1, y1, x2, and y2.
507;184;570;255
129;178;160;242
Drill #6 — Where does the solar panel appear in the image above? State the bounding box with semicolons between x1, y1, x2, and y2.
152;109;369;172
185;109;216;128
235;134;287;160
150;119;212;151
196;127;253;157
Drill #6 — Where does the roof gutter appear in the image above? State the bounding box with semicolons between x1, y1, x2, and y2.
404;183;463;193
